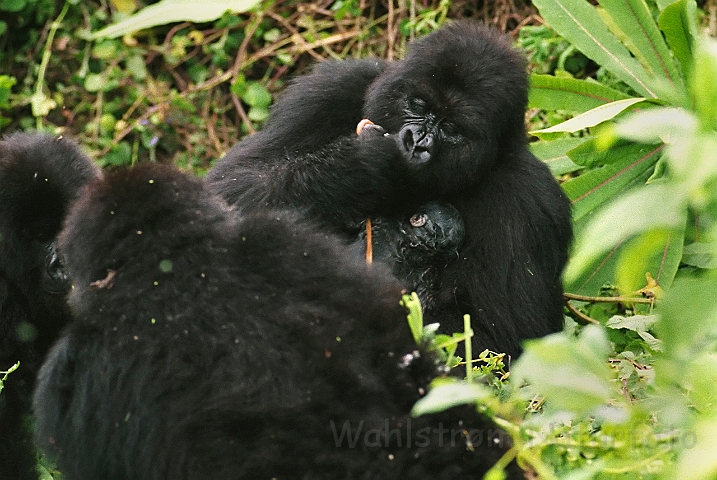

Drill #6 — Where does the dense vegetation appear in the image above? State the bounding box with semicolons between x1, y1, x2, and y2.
1;0;717;478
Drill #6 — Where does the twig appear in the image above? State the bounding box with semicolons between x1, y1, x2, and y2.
564;292;656;305
565;301;600;325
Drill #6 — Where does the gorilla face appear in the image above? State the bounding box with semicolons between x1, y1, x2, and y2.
362;22;529;192
366;201;465;264
355;201;465;314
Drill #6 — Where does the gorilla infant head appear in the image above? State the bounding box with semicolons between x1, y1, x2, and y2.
355;201;465;319
363;22;529;193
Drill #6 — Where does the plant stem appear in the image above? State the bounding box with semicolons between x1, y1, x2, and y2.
34;0;70;129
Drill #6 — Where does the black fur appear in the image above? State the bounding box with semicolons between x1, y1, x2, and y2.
33;164;520;479
207;21;572;358
0;132;100;480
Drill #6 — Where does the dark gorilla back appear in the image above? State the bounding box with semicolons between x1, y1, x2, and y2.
34;164;519;479
0;132;100;480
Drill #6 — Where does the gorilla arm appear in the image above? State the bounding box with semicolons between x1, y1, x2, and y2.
206;59;410;233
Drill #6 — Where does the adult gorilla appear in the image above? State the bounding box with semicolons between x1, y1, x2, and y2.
34;164;519;479
0;132;101;479
207;21;572;358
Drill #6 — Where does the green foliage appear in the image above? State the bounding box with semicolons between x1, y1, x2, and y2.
409;2;717;477
517;25;589;76
528;0;702;297
92;0;262;39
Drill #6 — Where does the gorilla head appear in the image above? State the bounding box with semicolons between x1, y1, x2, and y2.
356;201;465;319
363;22;529;193
0;134;100;305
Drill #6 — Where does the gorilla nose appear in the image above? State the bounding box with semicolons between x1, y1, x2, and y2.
399;124;434;165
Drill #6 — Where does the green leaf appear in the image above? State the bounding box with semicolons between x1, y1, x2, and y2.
675;415;717;480
531;0;660;98
242;82;272;108
597;0;684;95
529;74;631;113
691;39;717;130
411;380;491;417
84;74;106;93
564;182;688;286
658;0;698;81
0;0;26;12
605;314;659;332
567;137;662;167
529;136;585;175
616;226;684;292
512;326;617;417
92;0;262;39
562;142;663;221
401;292;424;344
682;242;717;269
658;277;717;358
0;75;17;107
531;97;649;135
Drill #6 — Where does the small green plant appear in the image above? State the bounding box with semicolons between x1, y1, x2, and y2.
0;362;19;395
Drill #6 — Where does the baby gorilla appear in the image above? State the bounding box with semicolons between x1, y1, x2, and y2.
355;202;464;320
0;132;100;480
33;165;519;479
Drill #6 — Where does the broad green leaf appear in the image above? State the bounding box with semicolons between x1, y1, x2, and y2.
616;225;685;293
564;182;688;286
529;136;585;175
615;106;697;144
691;39;717;130
531;97;648;135
605;314;659;332
658;276;717;357
564;215;681;295
567;137;661;168
513;326;617;417
411;380;491;417
531;0;660;98
672;414;717;480
92;0;261;39
597;0;684;96
682;242;717;269
658;0;698;81
562;142;663;221
529;74;631;113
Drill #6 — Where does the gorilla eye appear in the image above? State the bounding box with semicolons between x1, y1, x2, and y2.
441;121;457;135
407;97;428;116
410;213;428;227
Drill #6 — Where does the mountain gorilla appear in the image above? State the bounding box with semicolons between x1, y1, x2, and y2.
33;164;519;479
0;132;100;480
207;20;572;358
